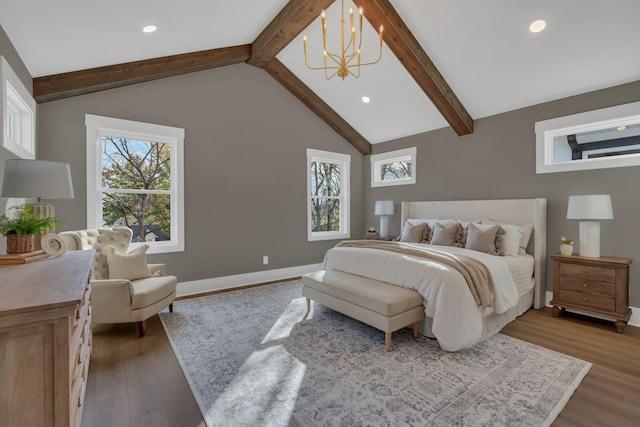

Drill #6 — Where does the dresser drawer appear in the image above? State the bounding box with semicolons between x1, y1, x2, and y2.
558;290;615;312
559;262;616;282
558;276;616;296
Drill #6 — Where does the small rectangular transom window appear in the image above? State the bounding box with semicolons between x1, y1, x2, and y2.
370;147;416;187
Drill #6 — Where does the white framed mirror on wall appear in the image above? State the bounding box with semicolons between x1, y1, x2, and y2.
535;100;640;174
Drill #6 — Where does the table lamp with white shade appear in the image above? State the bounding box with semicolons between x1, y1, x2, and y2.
374;200;395;237
566;194;613;258
1;159;74;237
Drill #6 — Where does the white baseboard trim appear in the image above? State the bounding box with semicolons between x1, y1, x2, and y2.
176;263;323;298
545;291;639;327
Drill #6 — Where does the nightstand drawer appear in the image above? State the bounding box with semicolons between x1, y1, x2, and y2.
558;290;615;312
558;276;616;296
559;262;616;282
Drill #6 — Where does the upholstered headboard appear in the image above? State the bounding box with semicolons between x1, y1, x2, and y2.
400;198;547;309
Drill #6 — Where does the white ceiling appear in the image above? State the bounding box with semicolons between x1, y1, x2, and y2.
2;0;639;144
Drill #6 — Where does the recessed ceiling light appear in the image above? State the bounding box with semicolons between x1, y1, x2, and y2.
617;125;627;131
143;25;157;33
361;96;370;103
529;20;546;33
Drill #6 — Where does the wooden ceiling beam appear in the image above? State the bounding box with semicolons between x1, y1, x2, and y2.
353;0;474;135
33;45;251;103
264;59;372;155
247;0;334;68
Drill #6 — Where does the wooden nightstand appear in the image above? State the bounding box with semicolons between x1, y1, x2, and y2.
551;253;632;333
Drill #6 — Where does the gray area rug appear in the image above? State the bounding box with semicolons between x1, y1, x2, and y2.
159;281;591;427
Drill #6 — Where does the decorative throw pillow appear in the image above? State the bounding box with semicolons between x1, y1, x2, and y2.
465;223;505;255
430;223;461;246
425;219;456;243
399;221;430;243
453;219;482;246
104;244;151;281
496;224;524;256
482;218;533;255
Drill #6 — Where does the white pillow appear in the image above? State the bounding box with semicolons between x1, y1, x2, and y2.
104;244;151;281
482;218;533;255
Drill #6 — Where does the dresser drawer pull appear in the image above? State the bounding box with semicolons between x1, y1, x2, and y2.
583;269;589;273
583;297;588;302
583;283;588;288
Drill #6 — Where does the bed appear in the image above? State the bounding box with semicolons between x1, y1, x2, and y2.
321;198;547;351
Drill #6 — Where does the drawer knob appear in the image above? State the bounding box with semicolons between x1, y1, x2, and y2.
583;297;588;302
583;283;589;288
583;269;589;273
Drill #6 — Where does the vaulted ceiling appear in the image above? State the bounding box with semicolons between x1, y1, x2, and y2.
2;0;639;155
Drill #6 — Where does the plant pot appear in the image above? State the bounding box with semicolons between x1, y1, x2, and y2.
560;244;573;256
6;234;34;254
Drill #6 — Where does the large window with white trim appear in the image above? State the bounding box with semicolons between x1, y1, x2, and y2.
85;114;184;253
307;148;350;241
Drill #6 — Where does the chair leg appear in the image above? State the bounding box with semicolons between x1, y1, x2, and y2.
306;298;310;312
385;332;391;352
413;321;419;338
169;302;174;313
137;321;145;337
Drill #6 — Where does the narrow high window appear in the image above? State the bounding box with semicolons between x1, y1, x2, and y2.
307;149;350;241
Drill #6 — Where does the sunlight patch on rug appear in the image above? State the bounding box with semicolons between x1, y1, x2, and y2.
160;281;591;427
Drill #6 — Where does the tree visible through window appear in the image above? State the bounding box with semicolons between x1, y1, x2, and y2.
310;161;341;232
86;114;184;254
101;137;171;243
380;159;411;181
307;149;350;241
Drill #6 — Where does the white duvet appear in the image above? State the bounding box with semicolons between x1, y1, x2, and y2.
323;243;520;351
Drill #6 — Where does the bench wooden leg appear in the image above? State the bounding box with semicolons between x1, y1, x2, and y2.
385;332;391;351
306;297;310;312
413;321;419;338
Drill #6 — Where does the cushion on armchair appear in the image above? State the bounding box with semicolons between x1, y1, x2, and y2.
104;244;152;281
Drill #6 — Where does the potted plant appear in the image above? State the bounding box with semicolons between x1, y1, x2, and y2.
0;205;62;254
559;236;574;256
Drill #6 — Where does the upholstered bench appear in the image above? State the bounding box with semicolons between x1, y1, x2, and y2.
302;270;425;351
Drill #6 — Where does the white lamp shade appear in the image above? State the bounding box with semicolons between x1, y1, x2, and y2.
374;200;395;216
1;159;74;199
566;195;613;220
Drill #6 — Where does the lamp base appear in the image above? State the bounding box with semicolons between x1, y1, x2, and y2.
379;216;390;238
578;221;600;258
28;202;55;251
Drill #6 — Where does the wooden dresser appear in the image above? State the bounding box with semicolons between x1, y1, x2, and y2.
550;253;632;333
0;250;94;427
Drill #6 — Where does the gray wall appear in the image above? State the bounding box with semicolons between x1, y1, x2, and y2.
37;63;364;281
0;25;31;93
365;80;640;307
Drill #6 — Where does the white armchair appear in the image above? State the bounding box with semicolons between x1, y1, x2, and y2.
59;227;177;336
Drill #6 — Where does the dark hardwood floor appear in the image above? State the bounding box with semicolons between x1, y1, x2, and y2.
82;289;640;427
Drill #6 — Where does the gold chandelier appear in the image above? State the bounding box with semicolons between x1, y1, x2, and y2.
303;0;383;80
